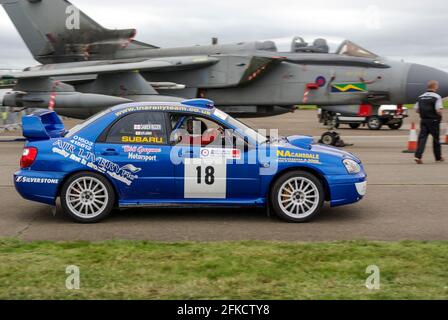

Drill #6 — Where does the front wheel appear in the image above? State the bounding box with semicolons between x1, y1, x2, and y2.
388;121;403;130
320;132;338;146
271;171;325;223
60;172;115;223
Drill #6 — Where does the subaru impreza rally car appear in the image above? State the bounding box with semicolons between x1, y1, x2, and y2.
14;99;367;223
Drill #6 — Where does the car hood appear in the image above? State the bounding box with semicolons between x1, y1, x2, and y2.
278;135;361;163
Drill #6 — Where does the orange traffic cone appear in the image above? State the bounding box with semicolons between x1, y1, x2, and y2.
442;125;448;145
403;122;418;153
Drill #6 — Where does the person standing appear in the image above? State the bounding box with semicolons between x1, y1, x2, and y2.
414;80;444;164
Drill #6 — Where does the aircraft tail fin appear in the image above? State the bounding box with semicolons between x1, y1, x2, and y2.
1;0;157;64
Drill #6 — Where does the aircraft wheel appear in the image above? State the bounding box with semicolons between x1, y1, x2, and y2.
367;116;383;130
388;121;403;130
61;172;115;223
271;171;325;223
349;123;361;129
320;132;338;146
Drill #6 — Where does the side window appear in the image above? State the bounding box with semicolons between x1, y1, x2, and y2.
106;112;167;145
169;113;247;150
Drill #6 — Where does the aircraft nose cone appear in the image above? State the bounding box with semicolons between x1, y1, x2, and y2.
406;64;448;102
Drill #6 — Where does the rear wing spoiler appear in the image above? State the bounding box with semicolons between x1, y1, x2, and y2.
22;110;65;141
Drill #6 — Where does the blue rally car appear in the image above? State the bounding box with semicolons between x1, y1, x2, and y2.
14;99;367;223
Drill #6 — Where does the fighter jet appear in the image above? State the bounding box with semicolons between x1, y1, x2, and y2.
1;0;448;135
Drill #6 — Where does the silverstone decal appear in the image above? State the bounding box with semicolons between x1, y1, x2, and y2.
52;139;141;186
122;145;161;162
200;148;241;160
277;150;321;164
184;158;227;199
15;176;59;184
121;136;164;144
331;82;367;93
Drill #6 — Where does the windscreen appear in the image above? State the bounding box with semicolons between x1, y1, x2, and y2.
336;40;378;58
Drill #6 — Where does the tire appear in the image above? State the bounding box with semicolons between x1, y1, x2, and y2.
60;172;115;223
367;116;383;130
349;123;361;129
388;121;403;130
320;132;337;146
270;171;325;223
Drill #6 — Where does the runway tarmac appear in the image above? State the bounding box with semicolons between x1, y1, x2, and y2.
0;110;447;242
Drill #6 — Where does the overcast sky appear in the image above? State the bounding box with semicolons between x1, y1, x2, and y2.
1;0;448;70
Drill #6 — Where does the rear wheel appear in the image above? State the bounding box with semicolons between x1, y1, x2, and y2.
271;171;325;223
367;116;383;130
61;172;115;223
349;123;361;129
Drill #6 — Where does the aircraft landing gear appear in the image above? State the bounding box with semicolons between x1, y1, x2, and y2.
318;109;352;147
319;131;349;147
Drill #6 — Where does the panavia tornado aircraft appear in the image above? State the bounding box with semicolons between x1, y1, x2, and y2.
1;0;448;143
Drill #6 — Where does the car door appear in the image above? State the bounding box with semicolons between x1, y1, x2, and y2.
171;113;261;201
95;111;175;201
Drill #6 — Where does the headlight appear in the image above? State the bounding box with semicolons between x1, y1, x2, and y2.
343;159;361;174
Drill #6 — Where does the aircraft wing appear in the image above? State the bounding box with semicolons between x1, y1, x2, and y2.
0;56;219;80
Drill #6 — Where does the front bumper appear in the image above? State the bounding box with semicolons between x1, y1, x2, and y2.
14;170;66;206
326;172;367;207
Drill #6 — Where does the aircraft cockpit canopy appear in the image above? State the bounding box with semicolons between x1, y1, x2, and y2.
291;37;330;54
335;40;378;59
259;37;379;59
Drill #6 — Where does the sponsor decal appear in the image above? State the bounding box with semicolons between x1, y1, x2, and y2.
135;131;154;136
16;176;59;184
122;146;161;154
331;83;367;93
122;145;161;162
52;139;141;186
114;105;212;118
121;136;164;144
277;150;321;164
121;164;142;174
200;148;241;160
134;124;162;131
70;135;94;152
127;153;157;162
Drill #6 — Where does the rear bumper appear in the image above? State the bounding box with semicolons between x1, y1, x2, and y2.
14;170;66;206
326;173;367;207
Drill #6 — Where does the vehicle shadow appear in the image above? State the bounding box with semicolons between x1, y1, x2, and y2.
41;203;364;225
